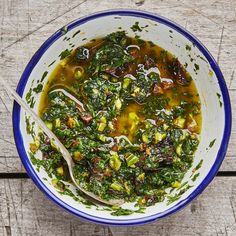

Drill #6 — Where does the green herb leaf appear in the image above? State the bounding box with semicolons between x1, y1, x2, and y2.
209;138;216;148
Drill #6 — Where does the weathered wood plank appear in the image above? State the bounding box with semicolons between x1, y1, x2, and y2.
0;0;236;235
0;0;87;51
0;0;235;173
0;177;235;235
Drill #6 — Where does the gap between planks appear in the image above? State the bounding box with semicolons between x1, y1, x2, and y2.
0;171;235;179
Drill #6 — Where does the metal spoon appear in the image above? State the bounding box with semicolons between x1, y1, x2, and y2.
0;79;124;206
49;88;93;123
49;88;85;110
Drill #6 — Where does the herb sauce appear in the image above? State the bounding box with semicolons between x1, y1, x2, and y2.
34;31;201;209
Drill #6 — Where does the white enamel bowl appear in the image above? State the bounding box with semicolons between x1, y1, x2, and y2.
13;10;231;225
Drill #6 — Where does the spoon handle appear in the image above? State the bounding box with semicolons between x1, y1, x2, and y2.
0;78;123;206
0;79;73;165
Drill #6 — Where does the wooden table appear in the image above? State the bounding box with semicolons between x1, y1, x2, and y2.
0;0;235;235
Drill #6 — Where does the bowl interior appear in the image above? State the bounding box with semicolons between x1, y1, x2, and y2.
14;10;230;225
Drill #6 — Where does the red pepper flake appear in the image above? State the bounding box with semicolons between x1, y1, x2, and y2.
104;169;112;177
111;145;119;152
153;84;164;94
81;113;93;124
129;48;139;58
72;139;80;147
161;81;174;90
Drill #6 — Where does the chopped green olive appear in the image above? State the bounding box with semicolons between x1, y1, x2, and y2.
30;139;40;153
142;133;149;143
176;144;182;156
56;166;64;176
125;154;139;167
98;134;106;142
137;173;145;182
123;77;131;89
111;182;123;191
73;151;82;161
154;132;166;143
99;116;107;124
124;182;131;195
54;118;61;128
67;117;76;128
115;98;122;110
109;152;121;171
45;121;53;130
174;117;186;128
98;122;106;132
171;181;181;188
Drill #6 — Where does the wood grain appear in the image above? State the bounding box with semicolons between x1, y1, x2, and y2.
0;0;236;235
0;177;235;235
0;0;235;173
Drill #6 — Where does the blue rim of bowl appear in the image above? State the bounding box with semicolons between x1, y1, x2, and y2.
13;9;232;226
